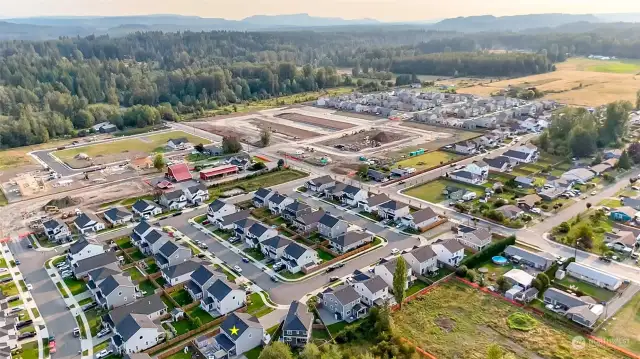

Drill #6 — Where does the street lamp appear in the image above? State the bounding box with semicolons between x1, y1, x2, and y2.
574;238;581;258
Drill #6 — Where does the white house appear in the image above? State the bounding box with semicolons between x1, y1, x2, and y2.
131;200;163;218
201;278;246;315
166;137;191;150
73;213;106;234
281;242;318;274
402;245;438;276
253;188;275;208
112;313;165;354
104;207;133;226
260;235;293;260
212;313;264;357
352;275;390;306
566;262;622;291
483;156;511;172
267;193;295;214
214;210;251;231
400;207;441;231
377;200;410;220
561;168;596;184
161;260;201;287
245;222;279;248
340;185;368;207
360;194;391;213
329;232;373;254
374;258;412;290
183;184;210;205
42;218;71;242
159;190;188;211
305;175;336;192
456;225;492;251
502;145;538;164
67;238;106;266
432;239;465;267
454;141;476;154
449;162;489;185
207;199;237;222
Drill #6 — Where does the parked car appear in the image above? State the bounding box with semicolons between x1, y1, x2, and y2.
26;284;33;291
391;248;399;255
242;257;250;263
233;265;243;273
97;327;111;338
73;327;81;338
329;276;340;283
18;332;36;341
96;349;112;359
270;276;278;282
599;256;612;263
15;320;33;330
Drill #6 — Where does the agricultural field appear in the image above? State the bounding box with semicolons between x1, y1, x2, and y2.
393;280;626;359
395;151;462;171
463;57;640;106
53;130;211;168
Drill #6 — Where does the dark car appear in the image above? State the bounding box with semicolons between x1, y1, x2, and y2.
82;302;98;312
18;332;36;341
172;211;183;217
329;276;340;283
242;257;250;263
599;256;612;263
325;267;335;273
15;320;33;330
270;276;278;282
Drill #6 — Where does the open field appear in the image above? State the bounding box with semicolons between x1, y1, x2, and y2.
320;129;406;149
53;131;210;168
463;57;640;106
0;137;88;171
248;118;321;139
403;178;485;203
395;151;462;171
394;280;626;359
276;112;356;130
597;292;640;354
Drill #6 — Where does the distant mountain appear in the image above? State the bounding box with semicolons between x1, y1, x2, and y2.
431;13;600;32
242;13;380;27
596;13;640;23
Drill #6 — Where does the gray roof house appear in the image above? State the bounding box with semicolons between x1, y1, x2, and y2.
361;194;391;213
260;235;294;260
213;313;264;357
159;190;187;211
329;231;373;254
201;278;246;316
245;222;279;248
42;218;70;242
351;275;390;307
402;245;437;276
565;262;622;290
73;212;106;234
483;156;511;172
104;207;133;226
185;265;226;301
215;210;251;230
305;175;336;192
155;240;191;269
282;201;312;221
102;293;168;330
73;252;120;279
456;225;492;251
253;188;275;208
503;245;555;270
317;213;348;239
377;200;410;220
293;210;325;233
400;207;440;231
321;285;366;323
112;313;165;355
131;199;162;217
543;288;602;327
95;274;137;310
281;300;313;348
161;260;201;287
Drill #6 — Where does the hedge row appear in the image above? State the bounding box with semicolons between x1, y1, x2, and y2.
461;235;516;268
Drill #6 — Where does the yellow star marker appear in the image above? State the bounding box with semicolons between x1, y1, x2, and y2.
230;325;239;335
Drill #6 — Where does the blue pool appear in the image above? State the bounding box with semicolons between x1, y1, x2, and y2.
492;256;508;266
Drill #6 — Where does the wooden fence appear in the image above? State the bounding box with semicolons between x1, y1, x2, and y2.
303;241;376;274
145;316;226;355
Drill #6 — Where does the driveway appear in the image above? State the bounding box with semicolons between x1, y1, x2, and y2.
8;240;82;359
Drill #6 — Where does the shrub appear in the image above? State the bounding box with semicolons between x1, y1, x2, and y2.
455;265;468;277
507;313;538;331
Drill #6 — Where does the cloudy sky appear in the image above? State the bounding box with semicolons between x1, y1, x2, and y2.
3;0;640;21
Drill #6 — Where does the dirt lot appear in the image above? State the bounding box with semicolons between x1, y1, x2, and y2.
397;122;480;153
191;123;255;143
276;112;356;130
320;130;405;151
462;57;640;106
249;119;321;139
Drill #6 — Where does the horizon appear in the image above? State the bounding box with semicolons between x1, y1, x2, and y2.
3;0;640;22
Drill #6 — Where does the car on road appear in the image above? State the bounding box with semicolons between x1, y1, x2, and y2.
329;276;340;282
18;332;36;341
270;276;278;282
26;284;33;291
233;265;243;273
391;248;399;255
15;260;20;265
599;256;612;263
198;242;208;249
242;257;250;263
73;327;81;338
27;244;33;249
325;267;335;273
590;190;597;196
48;340;56;354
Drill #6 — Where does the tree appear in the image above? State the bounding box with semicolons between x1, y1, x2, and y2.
536;273;550;288
153;154;165;171
250;162;267;171
557;221;571;233
569;126;597;157
496;276;510;292
259;342;293;359
300;343;321;359
222;136;242;154
358;164;369;177
192;317;202;328
636;89;640;110
277;158;285;168
591;152;602;166
455;265;468;277
618;150;632;170
628;143;640;164
306;297;318;312
194;143;205;153
260;129;271;147
392;256;408;308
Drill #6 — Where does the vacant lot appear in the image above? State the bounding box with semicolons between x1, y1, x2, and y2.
395;151;462;171
394;281;625;359
403;178;485;203
276;112;355;130
53;131;210;168
463;57;640;106
597;292;640;354
249;118;321;139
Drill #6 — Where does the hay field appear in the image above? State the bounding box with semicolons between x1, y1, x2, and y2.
462;58;640;106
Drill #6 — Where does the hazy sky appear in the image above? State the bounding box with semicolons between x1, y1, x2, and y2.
3;0;640;21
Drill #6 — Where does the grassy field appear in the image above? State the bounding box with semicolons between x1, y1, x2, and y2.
0;137;82;170
393;280;625;359
208;168;307;199
597;292;640;354
554;276;616;302
553;210;613;254
395;151;462;171
463;57;640;106
403;178;485;203
599;198;623;208
53;130;210;163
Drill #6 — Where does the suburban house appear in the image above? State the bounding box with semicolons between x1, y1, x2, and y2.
281;242;319;273
443;186;476;201
305;175;336;192
543;288;603;328
610;206;638;222
620;196;640;210
73;252;120;279
400;207;440;231
321;284;367;322
496;205;524;220
514;176;535;188
229;157;250;171
565;262;622;290
212;313;264;358
207;200;237;222
186;265;226;301
292;210;325;233
232;218;258;239
374;258;413;290
561;168;596;184
104;207;133;226
183;184;209;205
215;210;251;231
253;188;275;208
591;162;614;175
111;313;165;354
267;193;295;214
102;294;167;333
377;200;410;220
454;141;477;154
517;194;542;211
67;238;106;266
161;260;201;287
504;269;534;289
503;245;555;270
367;169;389;183
352;274;390;307
604;230;638;253
136;227;171;256
167;137;190;150
42;218;71;242
281;301;313;348
483;156;511;172
318;213;349;238
201;278;246;315
329;231;373;254
261;236;293;260
131;200;162;218
155;240;191;269
159;190;188;210
74;213;106;234
92;274;137;309
361;194;391;213
432;239;465;267
456;225;492;251
502;145;538;164
604;149;623;160
245;222;279;248
339;185;369;207
449;162;489;185
282;201;311;221
402;245;438;276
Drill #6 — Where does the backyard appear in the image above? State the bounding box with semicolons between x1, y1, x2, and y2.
207;168;308;199
138;280;158;296
395;151;462;171
403;178;485;203
597;292;640;354
171;289;194;306
187;307;216;324
554;275;617;302
393;280;626;359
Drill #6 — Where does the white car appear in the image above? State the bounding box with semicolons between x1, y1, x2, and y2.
96;349;113;359
530;208;541;214
233;265;243;273
591;191;597;196
26;284;33;291
391;248;400;255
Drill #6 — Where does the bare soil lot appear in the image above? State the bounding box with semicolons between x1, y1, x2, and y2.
331;110;381;121
398;122;480;152
320;130;405;151
276;112;356;130
249;119;321;140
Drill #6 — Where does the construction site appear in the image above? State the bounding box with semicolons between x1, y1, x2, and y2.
319;129;407;151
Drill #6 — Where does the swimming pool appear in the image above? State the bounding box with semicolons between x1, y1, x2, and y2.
492;255;508;266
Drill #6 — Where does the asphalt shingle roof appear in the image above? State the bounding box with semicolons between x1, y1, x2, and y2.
331;232;371;247
254;188;273;199
69;239;91;255
307;175;334;186
319;213;340;228
132;199;159;213
328;285;360;305
208;199;229;212
207;279;240;301
284;242;310;259
220;312;262;339
107;294;167;327
163;190;184;201
104;208;131;222
158;240;180;258
366;194;391;207
116;313;158;342
219;210;251;226
261;236;293;249
43;218;65;231
162;260;201;279
409;207;438;224
407;245;436;263
361;275;388;293
98;274;133;296
283;301;312;332
379;200;408;211
74;252;118;274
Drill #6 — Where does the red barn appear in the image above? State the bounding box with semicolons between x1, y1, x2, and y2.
200;164;239;180
166;163;192;182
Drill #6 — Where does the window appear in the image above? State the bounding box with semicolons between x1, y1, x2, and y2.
286;330;292;335
118;291;122;296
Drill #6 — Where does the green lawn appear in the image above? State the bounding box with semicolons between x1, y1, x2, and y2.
244;346;263;359
406;280;429;296
128;249;146;262
403;178;485;203
138;280;157;296
246;292;275;318
155;276;167;287
597;292;640;354
317;248;336;262
172;319;196;335
115;237;133;249
213;229;232;240
93;341;109;353
280;270;306;280
270;217;287;226
144;260;160;274
0;258;6;268
9;299;24;308
53;130;211;163
126;267;146;282
208;169;308;200
187;307;215;323
553;210;613;254
194;214;207;224
395;151;462;171
64;277;88;296
56;282;69;298
554;276;616;302
165;349;194;359
170;289;194;306
586;58;640;73
16;341;38;359
161;294;176;311
78;297;94;306
85;308;103;336
243;248;265;261
326;321;350;336
0;281;18;296
30;308;40;318
598;198;622;208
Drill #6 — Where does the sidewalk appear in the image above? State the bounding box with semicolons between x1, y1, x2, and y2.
44;255;93;359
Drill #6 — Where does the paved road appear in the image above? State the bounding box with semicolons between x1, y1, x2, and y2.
9;240;82;359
